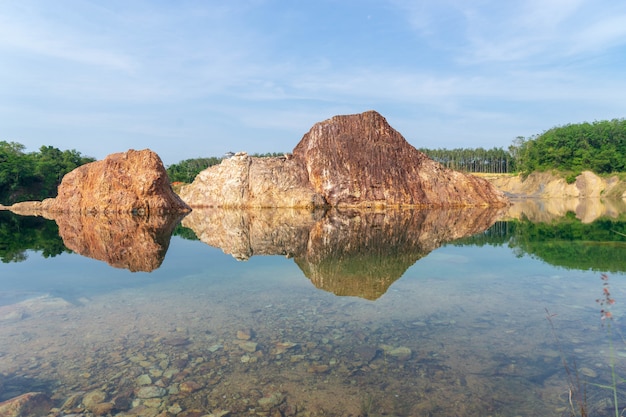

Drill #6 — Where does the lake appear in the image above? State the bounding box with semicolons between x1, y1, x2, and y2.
1;200;625;417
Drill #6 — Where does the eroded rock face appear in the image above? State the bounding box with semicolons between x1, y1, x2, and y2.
48;149;190;214
179;153;325;208
180;111;508;208
292;111;508;208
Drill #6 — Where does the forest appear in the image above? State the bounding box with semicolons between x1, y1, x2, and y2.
0;141;95;205
420;118;626;175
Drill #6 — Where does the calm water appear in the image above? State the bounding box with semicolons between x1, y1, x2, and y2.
1;202;625;417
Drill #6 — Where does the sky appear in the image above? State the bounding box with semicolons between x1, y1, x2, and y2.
1;1;626;166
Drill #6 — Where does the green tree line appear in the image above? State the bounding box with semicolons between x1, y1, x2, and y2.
420;118;626;175
419;147;515;173
0;211;69;262
166;157;222;183
453;214;626;273
166;152;284;183
0;141;95;205
513;119;626;174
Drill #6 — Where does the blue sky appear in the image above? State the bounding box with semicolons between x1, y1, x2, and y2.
1;0;626;165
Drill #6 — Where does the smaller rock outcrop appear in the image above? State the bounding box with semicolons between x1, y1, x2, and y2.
47;149;190;214
179;152;325;208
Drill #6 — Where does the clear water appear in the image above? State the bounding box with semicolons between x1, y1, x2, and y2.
1;205;625;417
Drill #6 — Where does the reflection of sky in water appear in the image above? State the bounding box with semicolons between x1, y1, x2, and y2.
2;234;626;416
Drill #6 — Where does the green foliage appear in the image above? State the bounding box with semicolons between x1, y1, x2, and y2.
419;147;515;173
0;141;94;205
564;172;579;184
172;223;199;241
429;119;626;176
251;152;284;158
513;119;626;174
0;211;70;262
166;157;222;183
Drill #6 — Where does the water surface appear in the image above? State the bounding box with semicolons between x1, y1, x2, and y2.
1;203;625;416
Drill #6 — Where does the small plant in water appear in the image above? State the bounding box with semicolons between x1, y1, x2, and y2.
545;307;588;416
592;273;624;417
549;273;626;417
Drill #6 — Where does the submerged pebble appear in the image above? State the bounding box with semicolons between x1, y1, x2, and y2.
135;386;167;399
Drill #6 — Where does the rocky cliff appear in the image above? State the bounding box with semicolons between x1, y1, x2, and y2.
47;149;190;214
180;111;508;208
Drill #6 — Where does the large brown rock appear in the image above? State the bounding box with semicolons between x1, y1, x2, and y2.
0;392;53;417
292;111;508;207
181;111;508;208
179;152;325;208
47;149;190;214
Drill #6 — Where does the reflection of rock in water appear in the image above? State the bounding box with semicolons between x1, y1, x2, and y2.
296;208;502;300
503;198;626;224
183;207;502;299
53;212;184;272
182;209;324;260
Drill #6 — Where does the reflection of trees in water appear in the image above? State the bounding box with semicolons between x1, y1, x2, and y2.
0;210;185;271
0;211;68;263
454;213;626;272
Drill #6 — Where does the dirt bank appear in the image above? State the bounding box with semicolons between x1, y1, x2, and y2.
478;171;626;200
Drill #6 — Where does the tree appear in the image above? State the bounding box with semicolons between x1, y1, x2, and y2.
515;119;626;174
166;157;222;183
0;141;95;205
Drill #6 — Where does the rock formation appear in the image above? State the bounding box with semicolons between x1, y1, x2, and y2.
179;152;325;208
47;149;190;214
292;111;507;208
180;111;508;208
181;207;503;299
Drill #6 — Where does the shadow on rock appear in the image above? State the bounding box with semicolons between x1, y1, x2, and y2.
52;212;186;272
183;207;503;299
